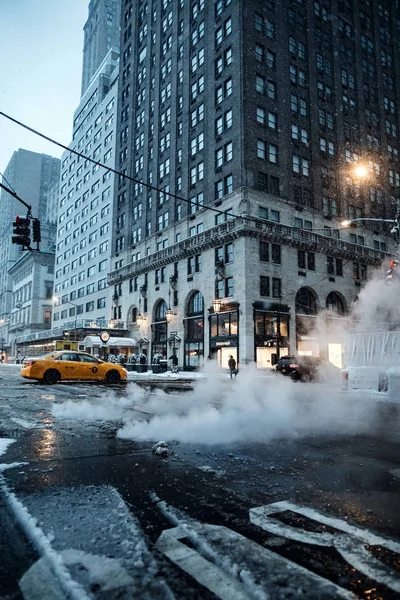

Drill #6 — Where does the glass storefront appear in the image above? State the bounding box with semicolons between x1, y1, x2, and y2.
184;317;204;369
209;309;239;368
254;311;290;368
184;292;204;370
296;315;319;356
151;300;168;360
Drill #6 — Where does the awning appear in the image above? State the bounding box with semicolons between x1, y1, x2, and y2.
107;337;138;348
83;336;102;347
84;336;138;348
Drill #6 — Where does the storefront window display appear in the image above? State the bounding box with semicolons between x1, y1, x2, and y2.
184;291;204;370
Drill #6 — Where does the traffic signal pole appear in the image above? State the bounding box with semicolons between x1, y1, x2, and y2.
0;182;41;251
0;182;31;213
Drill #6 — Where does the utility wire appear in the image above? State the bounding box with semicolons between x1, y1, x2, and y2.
0;171;16;194
0;110;260;223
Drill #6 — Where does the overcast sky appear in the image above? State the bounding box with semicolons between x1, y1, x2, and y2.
0;1;89;175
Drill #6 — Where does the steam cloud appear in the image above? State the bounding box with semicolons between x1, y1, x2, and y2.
52;269;398;445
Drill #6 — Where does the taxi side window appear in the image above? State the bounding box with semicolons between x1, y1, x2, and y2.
80;354;99;363
56;353;80;362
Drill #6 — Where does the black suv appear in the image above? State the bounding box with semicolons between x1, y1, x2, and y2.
276;355;321;382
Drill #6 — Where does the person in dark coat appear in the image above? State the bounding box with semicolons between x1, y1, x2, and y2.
169;354;178;367
228;355;237;378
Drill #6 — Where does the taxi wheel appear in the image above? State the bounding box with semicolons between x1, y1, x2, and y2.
106;370;121;384
42;369;60;385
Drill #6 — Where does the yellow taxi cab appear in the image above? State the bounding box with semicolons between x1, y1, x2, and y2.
20;351;127;385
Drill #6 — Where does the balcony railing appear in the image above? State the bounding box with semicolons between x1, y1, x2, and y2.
16;319;127;344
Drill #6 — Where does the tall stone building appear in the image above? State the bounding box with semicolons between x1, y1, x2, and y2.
51;0;121;340
81;0;121;97
0;150;60;317
52;49;119;334
109;0;399;369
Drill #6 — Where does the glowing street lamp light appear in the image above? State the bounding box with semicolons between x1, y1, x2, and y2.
136;313;146;327
353;164;370;179
212;298;222;313
166;307;175;323
341;217;396;228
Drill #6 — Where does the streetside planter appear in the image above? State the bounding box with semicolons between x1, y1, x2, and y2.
137;364;148;373
152;364;161;374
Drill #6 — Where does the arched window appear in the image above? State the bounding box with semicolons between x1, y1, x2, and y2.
295;288;317;315
155;300;167;321
131;307;138;323
187;291;204;316
326;292;346;315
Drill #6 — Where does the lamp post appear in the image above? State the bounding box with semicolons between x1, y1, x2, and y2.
347;163;400;238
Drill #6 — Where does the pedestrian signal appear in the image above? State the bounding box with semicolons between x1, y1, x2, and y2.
32;219;41;244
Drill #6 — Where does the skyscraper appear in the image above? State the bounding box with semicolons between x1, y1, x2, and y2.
0;149;60;317
52;49;119;333
109;0;399;369
81;0;121;97
51;0;121;339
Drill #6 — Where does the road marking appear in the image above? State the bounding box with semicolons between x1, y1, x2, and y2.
156;523;355;599
157;526;251;600
250;501;400;593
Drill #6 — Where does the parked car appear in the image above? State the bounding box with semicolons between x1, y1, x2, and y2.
20;351;127;385
276;355;321;382
275;356;298;376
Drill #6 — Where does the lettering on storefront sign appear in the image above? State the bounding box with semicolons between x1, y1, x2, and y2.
216;341;232;347
299;335;317;341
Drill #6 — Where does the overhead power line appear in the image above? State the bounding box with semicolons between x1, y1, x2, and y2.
0;171;17;194
0;110;264;223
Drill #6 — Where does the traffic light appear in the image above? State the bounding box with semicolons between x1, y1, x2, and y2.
386;259;399;284
32;219;41;244
12;216;31;249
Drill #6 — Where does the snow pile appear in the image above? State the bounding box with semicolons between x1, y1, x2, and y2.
0;438;15;457
152;440;171;457
5;484;172;599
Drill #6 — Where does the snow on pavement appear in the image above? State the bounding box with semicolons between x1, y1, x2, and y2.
0;437;15;456
0;482;174;599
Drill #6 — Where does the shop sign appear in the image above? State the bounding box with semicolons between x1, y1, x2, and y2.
299;335;317;341
210;337;236;348
56;341;79;351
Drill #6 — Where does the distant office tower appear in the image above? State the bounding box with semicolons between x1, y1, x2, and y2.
109;0;399;369
52;49;119;333
0;150;60;316
81;0;121;97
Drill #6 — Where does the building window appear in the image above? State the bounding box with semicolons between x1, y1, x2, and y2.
260;241;269;261
272;278;281;298
260;276;270;297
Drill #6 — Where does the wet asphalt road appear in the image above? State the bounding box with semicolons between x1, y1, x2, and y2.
1;366;400;599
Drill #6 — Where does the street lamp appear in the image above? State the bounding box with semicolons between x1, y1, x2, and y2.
212;298;222;313
345;162;400;240
341;217;397;228
350;162;400;210
136;312;146;327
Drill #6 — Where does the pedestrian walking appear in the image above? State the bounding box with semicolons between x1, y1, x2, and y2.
228;355;237;379
169;353;179;373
